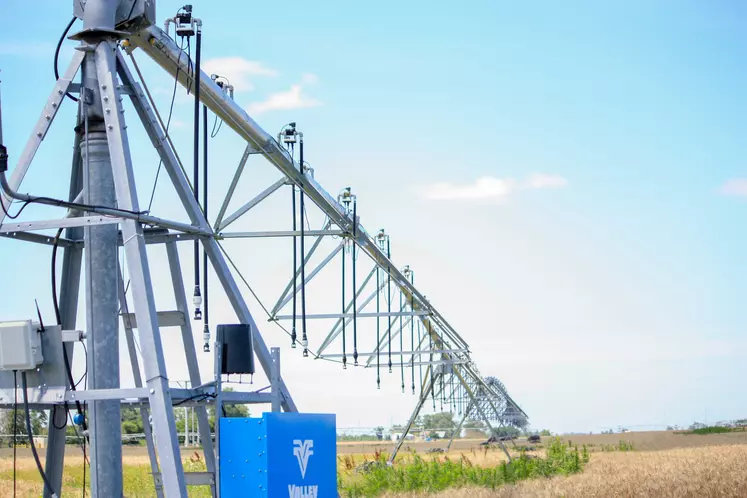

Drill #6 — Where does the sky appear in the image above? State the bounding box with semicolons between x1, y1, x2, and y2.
0;0;746;434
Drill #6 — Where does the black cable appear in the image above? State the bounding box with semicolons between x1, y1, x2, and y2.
21;372;57;498
174;392;215;407
299;138;308;357
0;197;32;220
290;144;297;348
75;341;88;388
51;404;68;430
193;29;202;320
399;290;405;392
51;228;87;428
341;244;347;369
186;37;193;95
430;326;435;411
13;370;17;498
203;103;210;351
376;267;381;389
410;275;415;394
1;177;146;218
417;320;423;396
126;0;139;22
387;239;393;373
147;36;185;212
55;17;79;103
352;200;358;366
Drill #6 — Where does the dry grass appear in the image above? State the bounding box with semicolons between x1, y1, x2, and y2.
382;445;747;498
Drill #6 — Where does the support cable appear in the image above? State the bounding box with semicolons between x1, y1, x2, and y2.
216;241;345;365
145;37;186;212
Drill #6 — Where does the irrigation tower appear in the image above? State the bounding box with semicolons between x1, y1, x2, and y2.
0;0;528;495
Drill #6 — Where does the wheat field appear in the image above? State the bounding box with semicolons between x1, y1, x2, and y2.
383;445;747;498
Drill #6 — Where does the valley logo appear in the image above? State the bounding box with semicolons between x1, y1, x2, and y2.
289;440;318;498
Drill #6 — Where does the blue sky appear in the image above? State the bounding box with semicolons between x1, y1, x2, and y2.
1;0;746;433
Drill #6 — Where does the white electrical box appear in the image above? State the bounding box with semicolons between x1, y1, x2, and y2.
0;320;44;371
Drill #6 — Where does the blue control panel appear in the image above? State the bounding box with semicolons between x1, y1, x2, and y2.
220;413;337;497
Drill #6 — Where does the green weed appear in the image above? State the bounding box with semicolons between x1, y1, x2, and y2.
340;438;586;497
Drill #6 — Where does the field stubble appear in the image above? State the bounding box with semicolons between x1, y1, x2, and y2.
384;444;747;498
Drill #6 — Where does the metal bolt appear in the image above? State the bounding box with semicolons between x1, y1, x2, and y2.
57;394;63;399
105;108;111;114
102;84;107;90
45;115;51;120
37;132;42;137
103;96;109;102
108;125;113;130
52;103;57;108
150;388;155;394
58;89;63;95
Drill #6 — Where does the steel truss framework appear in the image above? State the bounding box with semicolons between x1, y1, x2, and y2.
0;4;527;496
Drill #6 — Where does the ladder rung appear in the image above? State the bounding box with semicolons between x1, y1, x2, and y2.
153;471;214;487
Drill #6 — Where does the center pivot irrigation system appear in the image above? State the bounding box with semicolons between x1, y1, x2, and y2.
0;1;527;496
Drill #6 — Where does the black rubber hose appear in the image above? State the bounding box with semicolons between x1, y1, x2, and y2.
410;274;415;394
193;29;202;314
291;145;297;348
55;17;79;103
203;103;210;350
376;267;381;388
352;201;358;365
52;228;87;427
299;139;308;356
341;246;347;368
387;239;392;372
400;291;404;392
22;372;57;497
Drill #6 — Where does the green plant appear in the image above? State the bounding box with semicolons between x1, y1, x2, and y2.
340;438;587;497
686;426;737;435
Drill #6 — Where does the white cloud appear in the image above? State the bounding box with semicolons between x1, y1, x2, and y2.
201;57;278;92
524;173;568;190
246;79;322;115
301;73;319;85
419;173;568;201
720;178;747;197
420;176;517;201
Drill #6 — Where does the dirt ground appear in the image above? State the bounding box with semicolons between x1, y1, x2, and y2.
336;429;747;455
